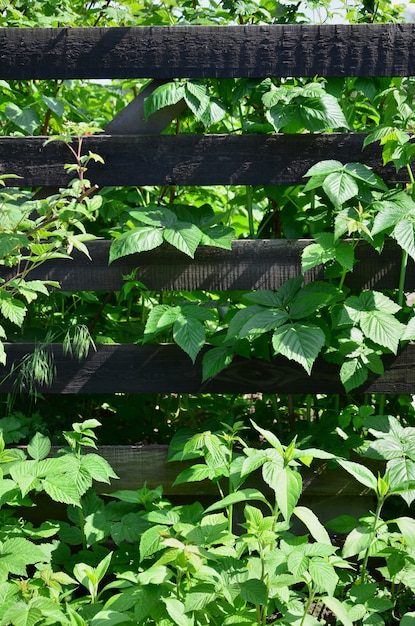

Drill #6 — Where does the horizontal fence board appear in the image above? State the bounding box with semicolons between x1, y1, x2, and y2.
0;25;414;79
90;446;378;498
0;134;406;187
0;342;413;394
1;239;412;292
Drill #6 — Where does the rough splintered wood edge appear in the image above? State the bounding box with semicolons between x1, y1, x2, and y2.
0;24;414;79
0;133;409;187
0;342;414;394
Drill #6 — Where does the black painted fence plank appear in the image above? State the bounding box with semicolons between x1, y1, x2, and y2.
0;134;407;187
0;239;412;292
0;25;414;79
0;342;412;395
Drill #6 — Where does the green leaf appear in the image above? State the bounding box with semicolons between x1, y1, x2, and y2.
272;323;325;375
0;295;27;326
144;81;185;119
289;282;340;319
323;171;359;206
42;475;81;506
273;467;302;521
144;305;181;339
42;95;64;116
128;207;177;228
205;488;271;513
184;584;217;612
163;597;193;626
337;459;377;491
396;516;415;550
139;525;165;561
342;526;372;558
27;432;51;461
237;309;289;338
293;506;332;544
304;160;343;178
297;93;348;132
309;559;338;596
340;358;368;393
200;224;234;249
173;463;213;486
239;578;268;606
109;227;163;263
91;610;132;626
359;311;404;353
202;346;233;381
184;81;210;118
5;103;40;134
401;612;415;625
163;222;202;257
323;597;354;626
173;316;205;363
393;219;415;262
81;453;119;484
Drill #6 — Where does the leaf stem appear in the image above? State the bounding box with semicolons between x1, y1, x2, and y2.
246;185;255;239
398;249;408;308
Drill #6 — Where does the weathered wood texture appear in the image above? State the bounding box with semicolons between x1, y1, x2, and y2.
0;342;412;394
92;445;380;498
0;134;408;187
0;239;413;292
1;25;414;79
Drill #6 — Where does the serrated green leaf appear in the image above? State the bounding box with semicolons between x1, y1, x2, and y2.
163;222;202;258
359;310;404;353
304;160;343;178
239;578;268;606
342;526;372;558
42;475;81;506
81;453;118;484
144;81;185;119
323;171;359;206
202;346;233;381
393;219;415;262
27;432;51;461
309;559;338;595
173;316;205;363
109;227;163;263
184;81;210;115
144;304;181;339
0;295;27;326
272;323;325;375
128;207;177;228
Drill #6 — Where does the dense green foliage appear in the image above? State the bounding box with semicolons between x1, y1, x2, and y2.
1;0;415;624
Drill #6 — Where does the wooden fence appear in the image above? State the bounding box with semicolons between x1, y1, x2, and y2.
1;24;414;500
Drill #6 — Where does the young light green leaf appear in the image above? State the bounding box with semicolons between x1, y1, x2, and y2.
323;171;359;206
27;432;51;461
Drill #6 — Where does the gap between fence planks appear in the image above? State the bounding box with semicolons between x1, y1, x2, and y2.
1;25;414;79
0;134;408;187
